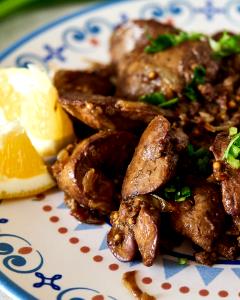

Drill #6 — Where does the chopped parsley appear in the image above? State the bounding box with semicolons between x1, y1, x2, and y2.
187;143;211;175
223;127;240;169
163;177;191;202
192;65;207;85
184;66;206;101
209;32;240;58
145;32;204;54
139;92;178;108
229;126;238;136
178;257;188;265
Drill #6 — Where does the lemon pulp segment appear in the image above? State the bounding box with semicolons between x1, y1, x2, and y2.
0;122;55;199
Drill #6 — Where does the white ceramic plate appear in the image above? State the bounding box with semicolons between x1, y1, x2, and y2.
1;1;240;299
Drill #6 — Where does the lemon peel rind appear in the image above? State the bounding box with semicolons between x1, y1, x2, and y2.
0;173;56;199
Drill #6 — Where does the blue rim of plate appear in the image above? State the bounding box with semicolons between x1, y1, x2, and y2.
1;0;240;298
0;270;37;300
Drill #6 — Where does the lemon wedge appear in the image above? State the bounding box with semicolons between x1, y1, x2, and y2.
0;66;75;158
0;120;56;199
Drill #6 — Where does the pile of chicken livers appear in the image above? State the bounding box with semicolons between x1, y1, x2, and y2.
52;19;240;266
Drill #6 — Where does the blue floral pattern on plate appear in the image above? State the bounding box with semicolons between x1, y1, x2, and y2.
1;0;238;71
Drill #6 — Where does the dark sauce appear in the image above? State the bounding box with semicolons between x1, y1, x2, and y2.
122;271;156;300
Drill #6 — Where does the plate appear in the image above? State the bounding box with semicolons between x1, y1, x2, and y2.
1;0;240;299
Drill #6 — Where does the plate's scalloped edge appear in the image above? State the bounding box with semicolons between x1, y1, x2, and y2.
0;270;37;300
0;0;127;63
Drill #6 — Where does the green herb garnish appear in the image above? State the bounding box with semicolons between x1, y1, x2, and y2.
209;32;240;58
145;32;204;54
178;257;188;265
187;143;211;175
184;65;206;101
139;92;178;108
163;177;191;202
192;65;206;85
229;126;238;136
184;85;197;101
175;186;191;202
223;127;240;169
187;144;209;157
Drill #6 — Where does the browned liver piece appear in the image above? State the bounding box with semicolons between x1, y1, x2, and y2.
216;235;239;260
194;251;217;266
170;181;225;252
195;235;239;265
210;132;240;234
116;40;219;100
122;115;182;199
64;194;105;224
59;91;168;131
134;204;159;266
52;131;137;215
107;195;160;266
107;200;138;262
54;68;114;96
110;19;179;65
211;132;240;219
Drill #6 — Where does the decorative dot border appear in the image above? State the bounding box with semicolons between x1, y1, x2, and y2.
179;286;190;294
218;291;229;298
18;247;33;255
80;246;90;253
199;289;209;297
42;205;52;212
159;282;234;298
50;216;59;223
92;295;104;300
69;237;79;244
142;277;152;284
108;263;119;271
161;282;172;290
93;255;103;262
42;203;237;298
58;227;68;234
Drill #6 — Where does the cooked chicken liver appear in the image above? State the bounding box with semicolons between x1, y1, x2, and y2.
122;115;183;199
116;40;219;100
211;132;240;217
134;204;159;266
54;68;114;96
59;92;166;131
52;131;136;215
64;194;105;224
110;19;179;65
108;195;160;266
171;181;225;251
